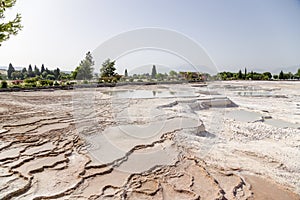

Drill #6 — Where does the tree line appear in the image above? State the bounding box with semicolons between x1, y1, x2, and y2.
6;64;65;80
216;68;300;81
121;65;181;82
3;51;300;88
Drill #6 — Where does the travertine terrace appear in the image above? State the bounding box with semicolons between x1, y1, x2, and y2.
0;81;299;200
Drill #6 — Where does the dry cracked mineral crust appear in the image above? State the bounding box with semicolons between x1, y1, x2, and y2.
0;82;299;200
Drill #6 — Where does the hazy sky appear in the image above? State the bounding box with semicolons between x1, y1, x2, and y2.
1;0;300;73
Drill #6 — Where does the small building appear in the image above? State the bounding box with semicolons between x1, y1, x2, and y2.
179;72;206;82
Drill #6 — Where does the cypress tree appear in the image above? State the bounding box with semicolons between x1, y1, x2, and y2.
34;65;40;76
279;70;284;80
41;64;45;74
7;63;15;79
28;64;34;77
238;70;243;79
151;65;157;79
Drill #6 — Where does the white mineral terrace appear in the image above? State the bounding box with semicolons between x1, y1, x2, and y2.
0;81;299;200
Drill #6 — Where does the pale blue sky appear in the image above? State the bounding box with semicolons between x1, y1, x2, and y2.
0;0;300;73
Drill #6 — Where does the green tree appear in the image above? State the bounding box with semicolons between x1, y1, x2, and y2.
53;67;60;80
295;68;300;79
273;74;279;79
279;70;284;80
41;64;45;74
155;73;164;81
244;68;247;80
46;74;55;80
288;72;293;79
250;71;254;79
58;72;69;80
76;51;94;80
71;66;79;80
100;59;116;78
263;72;272;80
41;71;48;79
0;0;22;46
221;73;227;80
169;70;177;77
21;67;27;79
124;69;128;77
45;67;51;75
7;63;15;79
11;71;22;79
28;64;34;77
151;65;157;79
34;65;40;76
237;70;243;79
21;67;26;73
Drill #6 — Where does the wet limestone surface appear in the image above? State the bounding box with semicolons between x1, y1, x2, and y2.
0;83;299;199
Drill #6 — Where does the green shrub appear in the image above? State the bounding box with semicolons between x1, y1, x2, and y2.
129;78;134;82
39;80;48;86
46;74;55;80
24;78;37;84
54;81;60;86
24;77;38;88
10;85;21;88
24;83;36;88
47;80;54;86
83;80;88;84
0;80;8;88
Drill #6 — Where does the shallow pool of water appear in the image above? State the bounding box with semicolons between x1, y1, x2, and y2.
103;89;197;99
235;91;287;98
226;109;262;122
86;117;201;165
226;109;300;129
264;119;300;129
116;140;178;173
236;91;271;97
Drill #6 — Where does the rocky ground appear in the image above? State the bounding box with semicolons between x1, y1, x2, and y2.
0;81;299;200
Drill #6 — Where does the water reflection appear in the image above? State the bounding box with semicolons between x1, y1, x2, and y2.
102;89;197;99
